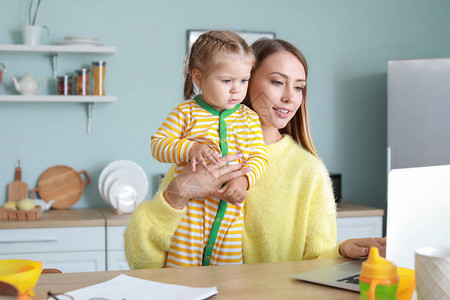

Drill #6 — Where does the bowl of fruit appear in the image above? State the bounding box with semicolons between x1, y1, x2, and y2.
0;198;42;221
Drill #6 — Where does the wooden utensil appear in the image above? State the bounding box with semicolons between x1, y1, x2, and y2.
30;165;91;209
7;160;29;202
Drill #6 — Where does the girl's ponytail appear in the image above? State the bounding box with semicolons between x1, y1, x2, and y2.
183;53;195;100
184;72;194;100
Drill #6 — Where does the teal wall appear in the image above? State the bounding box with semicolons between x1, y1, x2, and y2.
1;0;449;210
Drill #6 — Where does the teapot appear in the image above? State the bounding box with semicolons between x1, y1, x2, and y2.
12;73;45;95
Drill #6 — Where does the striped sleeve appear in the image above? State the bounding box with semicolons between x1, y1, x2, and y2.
151;105;196;164
243;112;268;189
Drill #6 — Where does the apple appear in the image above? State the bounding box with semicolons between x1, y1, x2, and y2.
17;198;36;211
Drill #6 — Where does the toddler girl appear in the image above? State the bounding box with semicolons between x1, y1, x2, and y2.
151;30;268;267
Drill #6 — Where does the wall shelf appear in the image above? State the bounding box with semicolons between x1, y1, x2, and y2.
0;44;117;133
0;44;117;54
0;95;116;103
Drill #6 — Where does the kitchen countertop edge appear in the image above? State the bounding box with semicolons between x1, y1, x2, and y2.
1;201;384;229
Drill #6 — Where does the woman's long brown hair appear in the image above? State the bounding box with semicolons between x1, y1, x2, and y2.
243;38;318;157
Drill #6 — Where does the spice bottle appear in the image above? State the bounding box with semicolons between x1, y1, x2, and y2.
75;68;89;95
359;247;399;300
92;61;106;96
57;75;72;95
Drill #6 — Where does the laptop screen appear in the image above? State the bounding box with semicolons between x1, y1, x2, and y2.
386;164;450;269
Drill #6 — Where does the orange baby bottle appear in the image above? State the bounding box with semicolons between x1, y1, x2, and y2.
359;247;399;300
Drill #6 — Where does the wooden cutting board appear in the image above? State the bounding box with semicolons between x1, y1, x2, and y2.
7;162;29;202
30;165;91;209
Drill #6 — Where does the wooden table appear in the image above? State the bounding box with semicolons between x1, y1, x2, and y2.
35;258;359;299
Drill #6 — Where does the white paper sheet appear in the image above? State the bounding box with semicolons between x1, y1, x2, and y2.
66;274;217;300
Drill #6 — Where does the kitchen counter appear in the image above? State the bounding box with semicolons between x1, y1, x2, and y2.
99;207;131;226
0;201;384;272
0;201;383;229
337;200;384;218
0;208;104;229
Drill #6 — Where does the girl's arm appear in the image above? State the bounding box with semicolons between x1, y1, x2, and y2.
242;113;268;189
151;106;196;164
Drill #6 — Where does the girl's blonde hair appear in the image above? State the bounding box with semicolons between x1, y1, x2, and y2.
184;30;254;100
243;38;318;157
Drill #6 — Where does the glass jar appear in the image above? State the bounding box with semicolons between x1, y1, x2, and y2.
75;68;90;95
92;61;106;96
57;75;72;95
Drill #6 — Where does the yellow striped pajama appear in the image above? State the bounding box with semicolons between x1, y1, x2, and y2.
151;96;268;267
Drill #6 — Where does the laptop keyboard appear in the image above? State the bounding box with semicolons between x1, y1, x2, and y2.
336;274;360;285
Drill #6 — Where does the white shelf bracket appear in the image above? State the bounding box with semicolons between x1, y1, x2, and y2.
87;102;94;134
52;52;58;90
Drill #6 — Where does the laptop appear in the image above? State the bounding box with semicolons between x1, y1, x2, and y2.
292;164;450;291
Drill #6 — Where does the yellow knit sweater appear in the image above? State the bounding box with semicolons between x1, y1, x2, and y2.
124;135;340;269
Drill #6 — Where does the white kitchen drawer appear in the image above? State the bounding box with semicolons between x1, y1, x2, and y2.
336;216;383;242
106;225;126;250
107;250;129;271
0;251;106;273
0;226;105;254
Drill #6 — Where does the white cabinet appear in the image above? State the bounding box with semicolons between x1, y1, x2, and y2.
0;226;106;273
336;201;384;241
336;216;383;241
106;225;129;271
0;252;105;273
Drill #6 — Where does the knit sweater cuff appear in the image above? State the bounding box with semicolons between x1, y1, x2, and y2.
317;243;343;259
146;190;187;234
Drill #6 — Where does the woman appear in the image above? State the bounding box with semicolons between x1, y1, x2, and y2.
124;38;385;269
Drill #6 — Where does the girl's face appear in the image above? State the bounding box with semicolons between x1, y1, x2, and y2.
193;53;252;112
248;51;306;133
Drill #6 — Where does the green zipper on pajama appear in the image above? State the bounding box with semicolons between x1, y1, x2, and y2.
194;95;240;266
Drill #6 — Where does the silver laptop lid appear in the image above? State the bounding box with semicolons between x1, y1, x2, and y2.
386;164;450;269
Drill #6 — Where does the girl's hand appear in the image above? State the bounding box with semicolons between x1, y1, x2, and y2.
189;143;221;172
164;154;251;209
339;237;386;258
218;176;249;205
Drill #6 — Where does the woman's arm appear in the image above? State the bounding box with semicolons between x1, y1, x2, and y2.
124;155;250;269
302;166;339;260
124;165;183;269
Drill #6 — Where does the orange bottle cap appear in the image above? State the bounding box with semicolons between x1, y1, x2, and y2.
360;247;399;282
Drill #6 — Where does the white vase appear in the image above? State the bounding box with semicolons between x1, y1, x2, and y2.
22;25;43;46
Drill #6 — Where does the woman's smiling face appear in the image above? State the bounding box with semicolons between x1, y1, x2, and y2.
248;50;306;134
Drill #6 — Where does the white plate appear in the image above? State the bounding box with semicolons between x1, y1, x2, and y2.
99;160;139;199
100;163;147;204
98;160;148;208
107;180;138;211
56;40;102;46
64;36;98;42
101;171;132;203
102;171;140;204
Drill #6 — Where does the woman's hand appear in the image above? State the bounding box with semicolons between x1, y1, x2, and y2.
163;154;251;209
339;237;386;258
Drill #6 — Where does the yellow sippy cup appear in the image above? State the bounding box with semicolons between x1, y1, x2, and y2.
359;247;399;300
